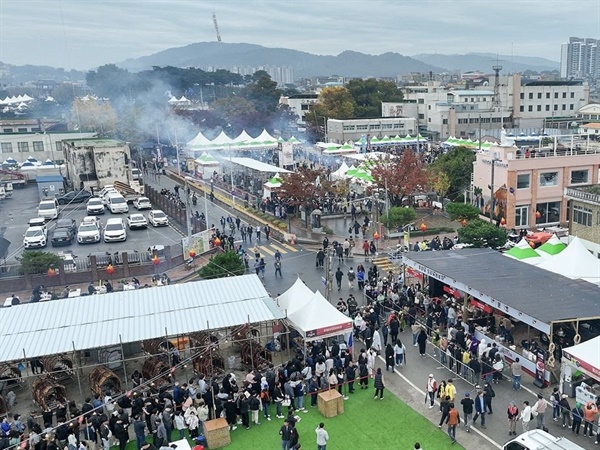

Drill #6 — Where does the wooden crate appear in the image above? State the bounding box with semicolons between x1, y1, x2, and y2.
204;418;231;449
317;389;344;418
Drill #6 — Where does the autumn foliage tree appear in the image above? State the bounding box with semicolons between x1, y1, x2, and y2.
369;150;427;206
278;166;335;213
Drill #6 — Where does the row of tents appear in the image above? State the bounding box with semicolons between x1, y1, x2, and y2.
187;129;300;151
443;137;494;150
505;236;600;286
0;94;34;105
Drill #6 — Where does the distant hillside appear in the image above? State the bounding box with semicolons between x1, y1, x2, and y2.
116;42;444;78
0;62;85;84
412;52;559;74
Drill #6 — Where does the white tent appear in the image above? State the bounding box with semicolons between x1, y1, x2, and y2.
187;132;212;148
537;237;600;285
232;130;253;143
331;161;350;180
276;278;314;315
211;131;234;146
256;129;277;144
287;291;353;340
504;238;544;265
562;336;600;382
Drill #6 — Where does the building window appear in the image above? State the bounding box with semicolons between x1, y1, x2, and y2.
570;92;575;98
343;126;356;131
519;106;524;112
528;105;533;112
56;142;63;153
17;142;29;153
570;104;574;110
515;205;529;227
17;128;27;133
562;104;566;110
517;174;530;189
562;92;567;98
554;92;559;99
382;123;393;130
418;114;425;119
546;93;550;99
0;143;13;153
300;104;309;110
554;104;558;111
33;141;44;152
356;125;368;131
570;169;588;184
369;124;380;131
442;119;448;125
418;99;424;104
2;128;13;133
537;93;542;99
540;172;558;187
529;93;533;99
393;123;404;129
520;93;524;100
428;105;431;110
573;205;592;226
535;201;561;224
537;105;542;111
546;105;550;111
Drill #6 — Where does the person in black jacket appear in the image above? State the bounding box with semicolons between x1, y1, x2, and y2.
345;363;356;393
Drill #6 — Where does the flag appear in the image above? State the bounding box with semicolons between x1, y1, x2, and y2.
347;333;353;354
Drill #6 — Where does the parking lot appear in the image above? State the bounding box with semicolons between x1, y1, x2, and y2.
0;184;184;272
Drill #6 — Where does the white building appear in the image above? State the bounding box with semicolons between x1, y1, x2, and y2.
279;94;319;125
326;117;417;144
0;131;96;163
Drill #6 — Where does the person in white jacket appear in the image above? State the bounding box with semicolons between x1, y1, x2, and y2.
196;400;209;436
372;326;382;353
520;400;532;432
367;348;376;378
184;408;199;439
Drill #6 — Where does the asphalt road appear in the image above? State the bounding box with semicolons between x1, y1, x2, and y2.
0;185;183;270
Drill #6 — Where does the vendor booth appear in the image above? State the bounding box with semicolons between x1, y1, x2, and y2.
403;249;600;385
561;336;600;403
194;152;220;180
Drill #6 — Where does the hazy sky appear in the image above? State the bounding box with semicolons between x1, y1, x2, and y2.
0;0;598;70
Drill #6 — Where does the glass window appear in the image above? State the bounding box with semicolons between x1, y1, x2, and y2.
570;170;588;184
546;105;550;111
537;93;542;99
515;205;529;227
1;142;13;153
520;93;524;100
17;142;29;152
546;93;550;99
537;105;542;111
529;93;533;99
570;104;574;110
517;174;530;189
573;205;592;226
562;92;567;98
356;125;368;131
562;104;566;110
528;105;533;112
554;104;558;111
540;172;559;187
519;106;524;112
17;128;27;133
536;201;561;224
369;124;380;131
2;128;13;133
554;92;559;99
33;141;44;152
570;92;575;98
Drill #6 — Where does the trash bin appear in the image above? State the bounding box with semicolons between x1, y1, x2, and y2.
228;356;236;369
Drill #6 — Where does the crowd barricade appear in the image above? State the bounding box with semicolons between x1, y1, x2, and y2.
425;341;477;386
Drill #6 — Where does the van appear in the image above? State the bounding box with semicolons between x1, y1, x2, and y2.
131;168;142;181
38;197;60;220
107;194;129;214
503;430;586;450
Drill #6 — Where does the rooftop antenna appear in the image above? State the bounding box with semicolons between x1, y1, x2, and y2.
212;12;222;42
492;56;503;110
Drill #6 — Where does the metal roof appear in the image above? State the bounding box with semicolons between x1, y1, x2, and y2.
229;157;291;174
0;274;284;363
449;90;495;96
36;175;63;182
403;249;600;326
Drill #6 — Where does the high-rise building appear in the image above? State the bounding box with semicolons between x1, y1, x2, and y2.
560;37;599;79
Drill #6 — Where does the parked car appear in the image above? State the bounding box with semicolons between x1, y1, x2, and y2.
107;194;129;214
38;197;60;220
77;219;101;244
54;218;77;236
28;217;47;228
148;209;169;227
127;213;148;229
113;249;141;265
56;190;92;205
23;226;47;249
133;196;152;210
87;251;113;268
103;218;127;242
50;227;75;247
86;197;105;215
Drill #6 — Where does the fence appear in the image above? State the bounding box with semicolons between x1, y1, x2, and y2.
144;184;207;235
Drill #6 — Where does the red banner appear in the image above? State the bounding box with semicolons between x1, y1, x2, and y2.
470;299;493;314
406;267;423;279
306;321;352;339
443;285;462;298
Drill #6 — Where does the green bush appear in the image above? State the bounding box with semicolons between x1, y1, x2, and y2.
198;251;245;279
17;251;62;275
458;219;507;248
323;226;334;235
445;202;481;221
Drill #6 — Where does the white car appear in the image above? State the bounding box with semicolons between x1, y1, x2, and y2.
77;219;101;244
148;209;169;227
38;198;60;220
86;197;105;215
23;226;48;248
133;196;152;210
107;194;129;214
103;218;127;242
127;213;148;229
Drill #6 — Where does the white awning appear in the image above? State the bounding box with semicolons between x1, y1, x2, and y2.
229;157;291;173
0;274;284;363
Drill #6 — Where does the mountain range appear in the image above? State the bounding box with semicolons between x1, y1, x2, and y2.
412;52;559;73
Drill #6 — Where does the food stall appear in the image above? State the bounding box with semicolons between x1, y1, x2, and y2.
561;336;600;402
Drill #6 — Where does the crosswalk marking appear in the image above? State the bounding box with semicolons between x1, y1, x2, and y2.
244;240;298;258
269;242;297;253
277;241;298;252
256;245;275;256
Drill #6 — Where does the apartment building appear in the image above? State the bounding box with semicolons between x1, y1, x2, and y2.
560;37;599;79
473;139;600;230
279;93;319;126
564;185;600;257
0;131;96;163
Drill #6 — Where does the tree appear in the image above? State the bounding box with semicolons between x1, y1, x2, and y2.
279;166;334;212
70;98;118;136
381;207;417;230
304;87;356;141
346;78;404;118
429;169;451;198
212;96;259;132
430;146;476;200
17;251;62;275
198;251;245;279
86;64;133;99
445;203;482;221
51;83;83;105
458;219;507;248
240;72;281;117
369;150;427;206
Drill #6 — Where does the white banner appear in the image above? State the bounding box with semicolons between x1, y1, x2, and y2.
182;228;213;258
280;142;294;167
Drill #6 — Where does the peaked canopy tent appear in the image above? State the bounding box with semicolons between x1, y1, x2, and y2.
535;234;566;259
194;152;220;180
537;237;600;286
331;161;350;180
277;279;353;341
504;239;544;265
187;132;213;149
561;336;600;384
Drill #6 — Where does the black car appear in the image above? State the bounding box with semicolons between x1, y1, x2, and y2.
50;228;74;246
54;218;77;236
56;190;92;205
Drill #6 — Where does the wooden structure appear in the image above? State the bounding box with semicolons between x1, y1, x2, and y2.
230;324;260;346
0;364;23;389
190;331;225;377
141;338;175;355
89;366;122;396
41;355;74;380
239;340;272;370
204;418;230;449
141;357;172;390
317;389;344;418
31;377;67;410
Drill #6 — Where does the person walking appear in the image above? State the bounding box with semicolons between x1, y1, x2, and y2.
279;420;292;450
559;394;572;429
511;357;523;390
315;423;329;450
520;401;532;433
255;225;261;242
426;374;437;409
274;260;282;278
347;267;355;289
507;401;519;436
373;368;385;400
417;328;428;357
264;224;271;241
335;268;344;291
446;403;460;445
394;339;406;366
533;393;547;430
460;392;474;433
483;382;495;414
472;391;487;429
384;343;394;371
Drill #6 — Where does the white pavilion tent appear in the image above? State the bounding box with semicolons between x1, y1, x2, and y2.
537;237;600;286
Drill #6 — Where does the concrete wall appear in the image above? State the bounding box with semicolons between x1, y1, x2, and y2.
92;147;130;186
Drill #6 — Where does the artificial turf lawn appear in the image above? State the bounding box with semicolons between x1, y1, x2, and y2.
207;387;465;449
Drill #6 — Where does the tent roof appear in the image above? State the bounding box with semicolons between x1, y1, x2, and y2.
404;248;600;329
538;237;600;285
536;234;567;258
276;278;314;315
229;157;291;173
187;132;213;147
504;239;543;264
256;129;276;143
232;130;254;143
0;274;283;363
195;152;219;165
287;291;352;340
211;131;234;146
562;336;600;376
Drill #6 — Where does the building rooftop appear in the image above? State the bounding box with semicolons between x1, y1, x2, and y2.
523;80;583;87
66;138;125;148
582;122;600;129
449;90;495;96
